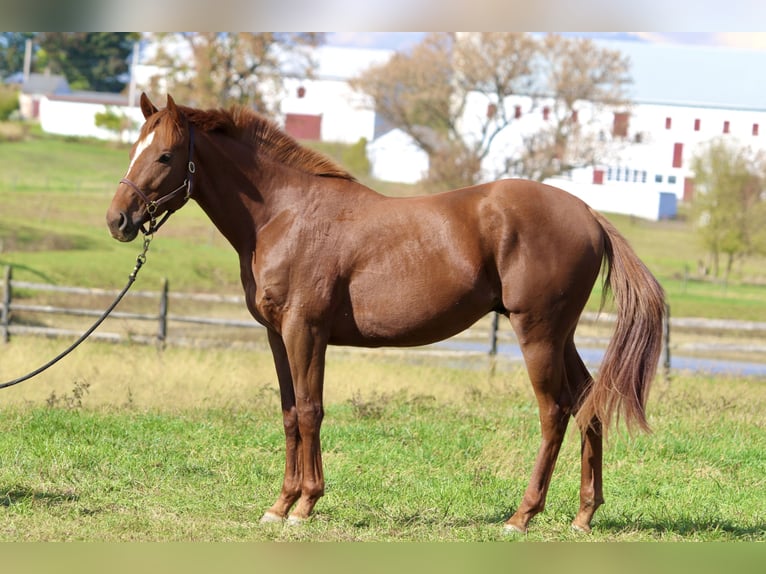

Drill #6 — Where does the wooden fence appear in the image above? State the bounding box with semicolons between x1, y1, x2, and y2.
1;266;260;348
2;266;766;370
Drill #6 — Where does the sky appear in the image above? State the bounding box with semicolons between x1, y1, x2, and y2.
325;32;766;52
322;32;766;110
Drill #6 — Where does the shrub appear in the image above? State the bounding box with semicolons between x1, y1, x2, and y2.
0;85;19;121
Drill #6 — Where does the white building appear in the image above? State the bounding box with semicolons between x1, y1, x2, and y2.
39;92;144;142
18;73;70;119
366;128;429;184
439;39;766;220
278;46;393;144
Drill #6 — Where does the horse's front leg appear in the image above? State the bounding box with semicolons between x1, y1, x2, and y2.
260;329;302;523
281;322;329;524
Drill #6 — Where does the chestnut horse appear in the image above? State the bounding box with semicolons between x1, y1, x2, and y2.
107;94;665;533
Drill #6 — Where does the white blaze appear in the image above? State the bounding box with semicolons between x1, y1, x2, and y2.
125;131;155;177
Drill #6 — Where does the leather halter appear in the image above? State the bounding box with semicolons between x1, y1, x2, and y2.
119;125;196;235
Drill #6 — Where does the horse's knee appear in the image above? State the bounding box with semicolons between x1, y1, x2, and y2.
296;402;324;426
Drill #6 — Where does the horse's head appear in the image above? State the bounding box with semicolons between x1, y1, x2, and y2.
106;93;195;242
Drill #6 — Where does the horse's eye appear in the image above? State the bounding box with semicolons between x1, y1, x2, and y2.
158;152;173;164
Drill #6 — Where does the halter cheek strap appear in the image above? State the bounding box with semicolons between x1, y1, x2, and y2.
120;126;196;235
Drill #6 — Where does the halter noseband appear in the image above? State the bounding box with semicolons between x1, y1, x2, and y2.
119;125;196;235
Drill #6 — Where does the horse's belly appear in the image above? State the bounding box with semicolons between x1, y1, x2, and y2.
330;279;495;347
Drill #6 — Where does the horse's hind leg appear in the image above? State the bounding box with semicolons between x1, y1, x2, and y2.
566;341;604;533
504;318;573;533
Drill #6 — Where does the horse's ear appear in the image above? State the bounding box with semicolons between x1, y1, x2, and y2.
140;92;158;120
165;94;183;124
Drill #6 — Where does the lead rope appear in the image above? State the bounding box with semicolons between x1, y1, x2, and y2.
0;220;156;390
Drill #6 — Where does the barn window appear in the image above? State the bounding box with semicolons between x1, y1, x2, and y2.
665;117;672;129
753;123;760;136
612;112;629;138
694;118;701;131
593;169;604;184
723;120;730;134
672;143;683;168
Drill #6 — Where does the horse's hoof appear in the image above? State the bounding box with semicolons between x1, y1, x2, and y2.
286;514;308;526
571;521;592;534
502;523;527;535
259;511;284;524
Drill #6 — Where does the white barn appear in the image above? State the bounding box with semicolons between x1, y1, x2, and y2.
279;46;393;144
39;92;144;142
366;128;429;184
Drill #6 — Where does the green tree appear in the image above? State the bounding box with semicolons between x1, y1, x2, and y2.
36;32;139;92
691;138;766;280
95;106;138;142
0;32;35;79
0;84;19;120
146;33;325;113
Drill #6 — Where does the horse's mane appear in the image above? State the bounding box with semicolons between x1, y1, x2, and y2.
167;105;356;182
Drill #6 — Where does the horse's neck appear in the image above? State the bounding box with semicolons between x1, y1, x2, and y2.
190;149;259;254
191;131;375;253
192;193;251;253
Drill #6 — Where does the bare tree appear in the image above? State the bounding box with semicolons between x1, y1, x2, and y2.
351;33;632;189
146;33;324;114
509;34;632;182
349;34;455;154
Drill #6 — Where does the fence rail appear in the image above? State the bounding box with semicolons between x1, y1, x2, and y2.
3;266;766;368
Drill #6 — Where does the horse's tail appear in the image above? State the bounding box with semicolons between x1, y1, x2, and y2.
575;208;666;434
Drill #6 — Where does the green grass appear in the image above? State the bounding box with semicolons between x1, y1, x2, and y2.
1;339;764;541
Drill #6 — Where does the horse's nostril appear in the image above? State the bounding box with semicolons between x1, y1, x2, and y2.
118;211;129;231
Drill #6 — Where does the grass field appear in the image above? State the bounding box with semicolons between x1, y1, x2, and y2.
1;130;765;543
1;338;765;542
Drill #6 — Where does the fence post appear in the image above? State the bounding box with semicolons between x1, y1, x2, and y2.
157;278;169;349
662;302;671;382
488;312;499;356
1;266;11;343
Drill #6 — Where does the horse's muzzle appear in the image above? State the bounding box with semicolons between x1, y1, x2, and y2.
106;207;140;242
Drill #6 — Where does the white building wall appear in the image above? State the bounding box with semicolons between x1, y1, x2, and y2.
280;77;377;144
366;128;428;184
546;177;677;220
39;97;144;142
